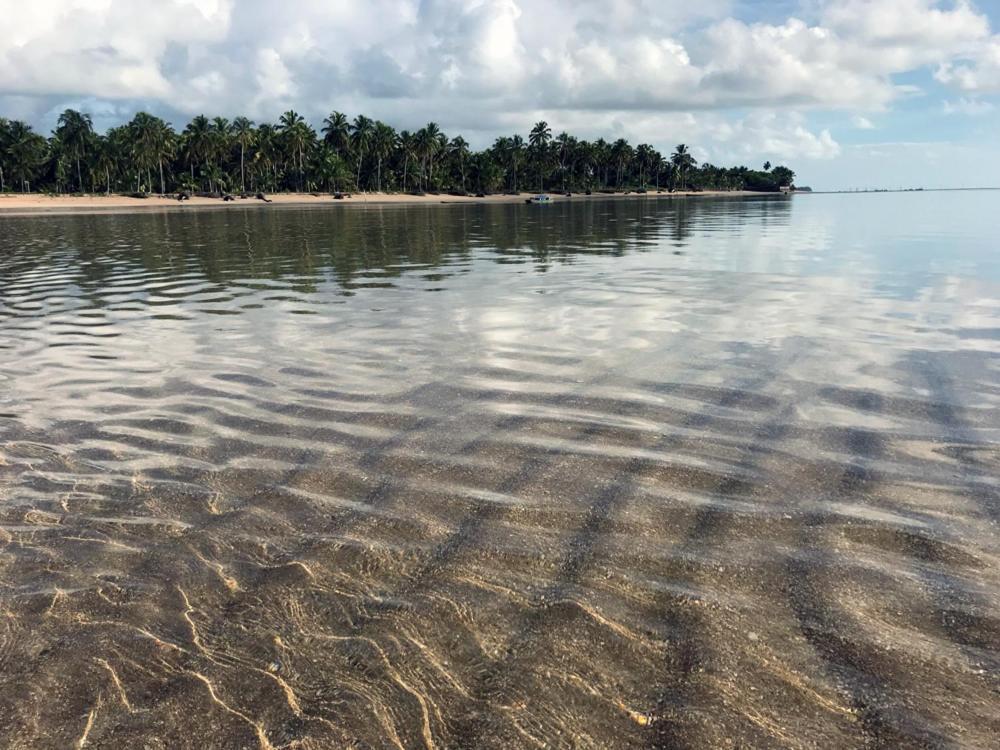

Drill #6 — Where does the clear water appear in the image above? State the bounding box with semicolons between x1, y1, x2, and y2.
1;193;998;748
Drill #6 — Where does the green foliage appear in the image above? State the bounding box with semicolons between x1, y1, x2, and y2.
0;110;799;196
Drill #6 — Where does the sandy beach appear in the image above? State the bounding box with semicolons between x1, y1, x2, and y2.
0;189;771;216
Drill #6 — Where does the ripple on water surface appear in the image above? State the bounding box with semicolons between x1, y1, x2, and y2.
0;195;998;748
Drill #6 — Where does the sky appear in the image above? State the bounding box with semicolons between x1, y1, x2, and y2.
2;0;1000;190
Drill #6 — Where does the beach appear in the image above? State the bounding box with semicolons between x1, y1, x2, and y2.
0;189;770;216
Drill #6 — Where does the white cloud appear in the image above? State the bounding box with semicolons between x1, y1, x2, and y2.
935;37;1000;92
2;0;995;115
852;115;876;129
0;0;998;172
942;97;996;115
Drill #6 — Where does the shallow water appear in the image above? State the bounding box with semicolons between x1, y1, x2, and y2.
0;193;998;749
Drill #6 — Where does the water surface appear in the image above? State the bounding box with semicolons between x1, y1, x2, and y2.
1;193;998;748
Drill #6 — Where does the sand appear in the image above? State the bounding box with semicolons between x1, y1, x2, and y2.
0;189;769;216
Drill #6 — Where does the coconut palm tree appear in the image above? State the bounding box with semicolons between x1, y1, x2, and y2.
279;110;311;191
182;115;213;188
371;121;396;192
232;117;255;193
311;145;350;192
6;120;47;192
92;135;115;195
212;116;232;170
55;109;94;192
322;111;351;156
414;122;443;191
635;143;654;187
509;135;525;192
253;124;280;191
611;138;632;188
129;112;174;194
397;130;416;192
413;124;444;192
349;115;374;191
448;136;470;192
0;117;10;192
671;144;697;190
529;121;552;191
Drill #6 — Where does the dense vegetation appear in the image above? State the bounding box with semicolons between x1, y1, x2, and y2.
0;110;796;196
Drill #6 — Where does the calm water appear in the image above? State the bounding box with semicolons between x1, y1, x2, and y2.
1;193;998;749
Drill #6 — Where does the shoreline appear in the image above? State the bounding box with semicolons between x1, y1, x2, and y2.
0;189;777;217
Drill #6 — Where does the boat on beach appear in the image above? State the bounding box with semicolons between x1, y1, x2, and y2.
526;193;553;204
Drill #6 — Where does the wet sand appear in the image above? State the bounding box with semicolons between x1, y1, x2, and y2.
0;195;997;749
0;189;766;217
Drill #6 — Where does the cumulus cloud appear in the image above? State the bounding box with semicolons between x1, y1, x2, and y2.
935;37;1000;92
0;0;998;166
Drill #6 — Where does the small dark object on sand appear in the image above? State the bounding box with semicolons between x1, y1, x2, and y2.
240;192;251;199
223;194;235;202
256;193;272;203
585;190;592;195
176;191;191;202
475;193;486;198
333;192;345;200
564;191;572;197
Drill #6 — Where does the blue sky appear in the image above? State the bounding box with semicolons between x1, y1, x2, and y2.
2;0;1000;190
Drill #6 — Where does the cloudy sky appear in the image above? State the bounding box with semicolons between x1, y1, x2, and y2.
2;0;999;189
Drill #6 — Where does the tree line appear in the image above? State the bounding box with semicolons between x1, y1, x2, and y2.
0;109;796;196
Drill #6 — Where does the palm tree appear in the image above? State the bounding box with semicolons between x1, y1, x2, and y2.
92;135;115;195
322;112;351;155
182;115;213;188
232;117;255;193
414;122;443;191
371;121;396;192
398;130;416;192
554;132;575;190
212;116;232;170
253;124;280;191
0;117;10;192
509;135;525;192
529;121;552;191
635;144;654;187
6;121;47;192
448;136;470;192
671;144;697;190
279;110;310;191
414;124;443;192
611;138;632;188
130;112;174;194
349;115;374;191
55;109;94;192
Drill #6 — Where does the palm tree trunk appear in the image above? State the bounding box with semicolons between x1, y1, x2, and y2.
240;144;245;192
159;160;165;195
76;156;82;193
